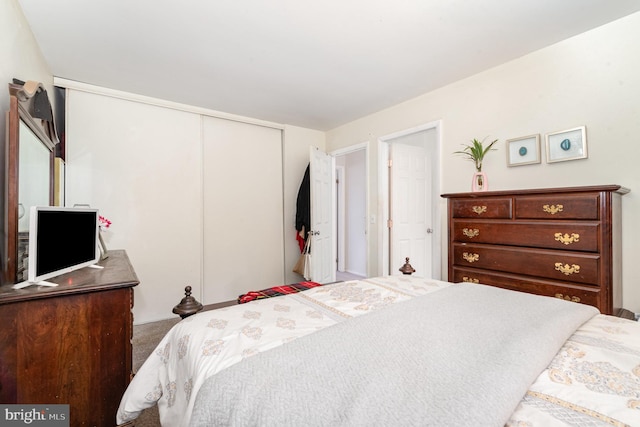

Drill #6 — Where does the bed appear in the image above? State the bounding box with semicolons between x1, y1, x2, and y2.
117;276;640;426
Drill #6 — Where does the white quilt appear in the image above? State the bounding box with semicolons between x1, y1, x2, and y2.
508;314;640;426
116;276;640;426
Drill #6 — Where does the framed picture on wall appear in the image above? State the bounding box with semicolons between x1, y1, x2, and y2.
506;134;540;167
546;126;587;163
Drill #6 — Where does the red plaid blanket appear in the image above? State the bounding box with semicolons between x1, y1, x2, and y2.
237;281;322;304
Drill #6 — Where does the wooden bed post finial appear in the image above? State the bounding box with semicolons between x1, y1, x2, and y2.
399;257;416;275
172;285;204;319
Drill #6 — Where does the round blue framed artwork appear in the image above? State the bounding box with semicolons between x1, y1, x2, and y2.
545;126;587;163
507;134;541;167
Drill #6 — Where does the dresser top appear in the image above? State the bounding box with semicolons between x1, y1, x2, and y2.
0;249;139;304
441;184;629;199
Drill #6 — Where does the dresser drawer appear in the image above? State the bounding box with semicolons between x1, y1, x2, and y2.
451;198;512;218
451;220;599;252
451;267;601;310
452;243;600;285
515;193;600;219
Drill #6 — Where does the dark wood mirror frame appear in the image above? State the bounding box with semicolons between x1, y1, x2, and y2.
4;82;56;284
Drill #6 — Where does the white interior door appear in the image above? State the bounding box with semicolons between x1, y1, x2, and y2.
335;165;346;272
390;143;432;277
310;147;335;283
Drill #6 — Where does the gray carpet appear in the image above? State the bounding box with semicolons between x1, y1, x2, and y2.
131;317;181;426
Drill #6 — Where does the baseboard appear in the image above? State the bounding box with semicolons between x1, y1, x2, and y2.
203;299;237;311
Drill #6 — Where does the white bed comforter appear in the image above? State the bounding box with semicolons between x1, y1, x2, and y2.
117;276;640;426
508;313;640;426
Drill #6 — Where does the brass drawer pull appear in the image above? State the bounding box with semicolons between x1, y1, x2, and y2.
554;233;580;245
462;252;479;263
543;204;564;215
463;228;480;238
555;293;581;303
462;276;479;284
472;205;487;215
555;262;580;275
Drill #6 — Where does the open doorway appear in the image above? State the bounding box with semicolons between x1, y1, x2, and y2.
333;144;368;281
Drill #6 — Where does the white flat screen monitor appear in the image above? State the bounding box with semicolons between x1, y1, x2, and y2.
28;206;100;283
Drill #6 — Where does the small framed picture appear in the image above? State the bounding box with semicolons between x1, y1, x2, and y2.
506;134;540;167
546;126;587;163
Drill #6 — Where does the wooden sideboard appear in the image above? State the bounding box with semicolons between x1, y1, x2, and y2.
0;250;139;426
441;185;629;316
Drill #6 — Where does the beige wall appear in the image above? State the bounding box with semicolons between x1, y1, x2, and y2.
326;12;640;313
0;0;52;114
1;0;53;284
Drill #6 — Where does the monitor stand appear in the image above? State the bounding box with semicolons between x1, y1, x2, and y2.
12;280;59;290
11;264;105;290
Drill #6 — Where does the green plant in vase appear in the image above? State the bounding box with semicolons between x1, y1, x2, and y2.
454;138;498;191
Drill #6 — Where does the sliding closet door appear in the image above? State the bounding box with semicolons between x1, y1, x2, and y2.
65;90;202;324
202;117;284;303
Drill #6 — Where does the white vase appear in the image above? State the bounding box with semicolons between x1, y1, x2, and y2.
472;172;488;192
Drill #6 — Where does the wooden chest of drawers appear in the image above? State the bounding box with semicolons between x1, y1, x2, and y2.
441;185;629;315
0;250;139;426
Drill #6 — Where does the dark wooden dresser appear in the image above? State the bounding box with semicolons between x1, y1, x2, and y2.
441;185;629;316
0;250;139;426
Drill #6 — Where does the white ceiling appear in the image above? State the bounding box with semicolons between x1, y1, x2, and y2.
17;0;640;131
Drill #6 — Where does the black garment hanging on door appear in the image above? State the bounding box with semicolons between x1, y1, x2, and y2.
295;164;310;252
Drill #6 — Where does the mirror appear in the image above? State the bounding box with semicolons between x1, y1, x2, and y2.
4;82;56;284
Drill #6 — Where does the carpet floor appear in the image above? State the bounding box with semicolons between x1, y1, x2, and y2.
130;317;181;427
